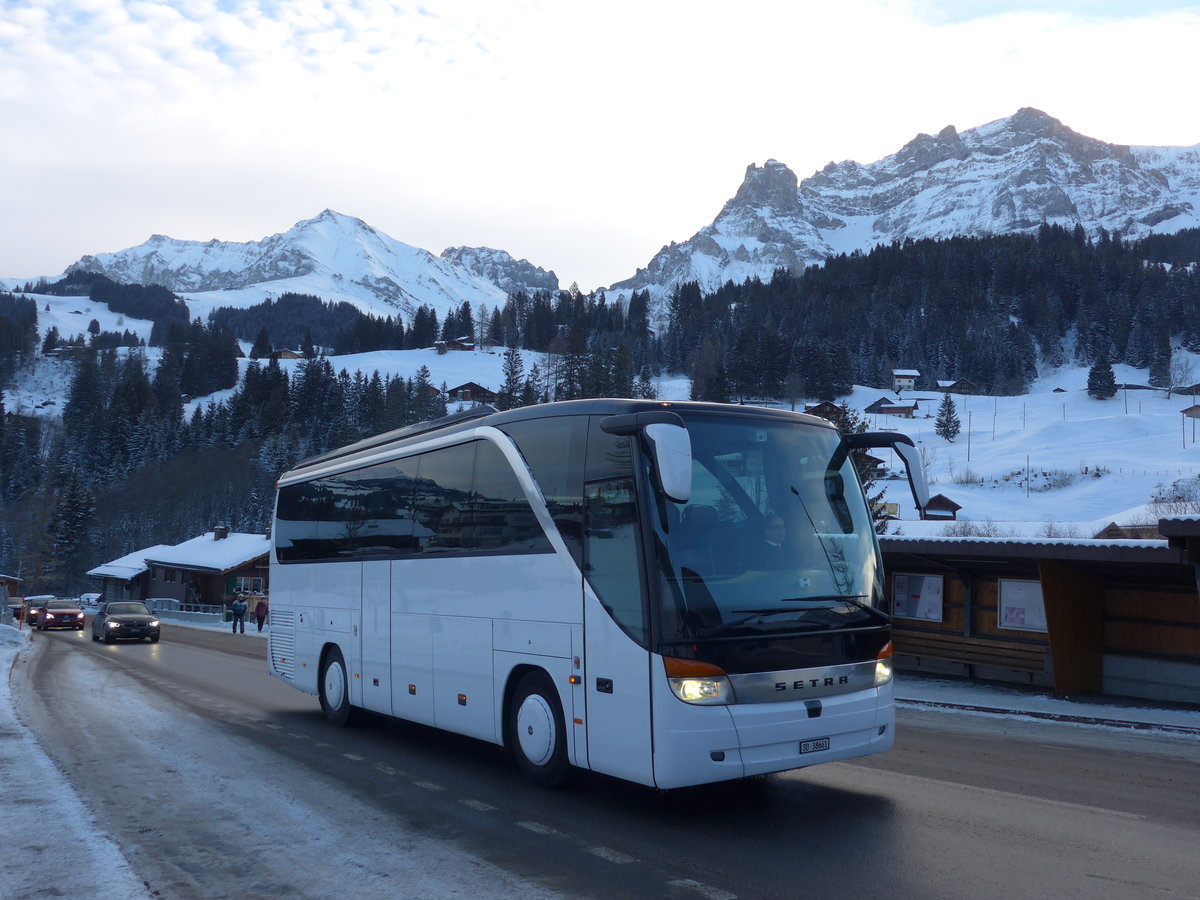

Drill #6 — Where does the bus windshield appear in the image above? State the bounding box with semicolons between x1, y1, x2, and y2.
651;414;884;644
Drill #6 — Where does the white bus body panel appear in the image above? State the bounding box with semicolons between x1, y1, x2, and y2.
391;612;435;725
582;586;654;786
269;558;364;697
361;560;392;714
650;668;895;790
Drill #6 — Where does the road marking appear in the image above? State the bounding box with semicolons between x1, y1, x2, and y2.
668;879;737;900
587;846;636;864
342;753;365;761
374;765;399;776
458;798;497;812
287;732;307;740
413;780;446;791
516;821;559;835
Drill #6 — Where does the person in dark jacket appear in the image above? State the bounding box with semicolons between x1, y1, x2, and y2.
254;598;268;632
231;594;248;634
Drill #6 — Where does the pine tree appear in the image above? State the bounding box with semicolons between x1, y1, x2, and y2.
934;393;962;442
1087;357;1118;400
250;326;273;359
498;346;525;410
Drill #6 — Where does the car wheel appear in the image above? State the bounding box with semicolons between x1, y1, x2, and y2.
150;635;160;643
104;632;114;644
319;647;358;727
508;670;569;788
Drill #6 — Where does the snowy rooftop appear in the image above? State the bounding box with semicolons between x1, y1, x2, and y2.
143;532;270;573
87;544;175;580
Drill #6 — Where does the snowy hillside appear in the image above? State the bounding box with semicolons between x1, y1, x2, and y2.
5;303;1198;536
611;108;1200;298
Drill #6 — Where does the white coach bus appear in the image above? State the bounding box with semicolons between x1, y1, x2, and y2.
268;399;928;789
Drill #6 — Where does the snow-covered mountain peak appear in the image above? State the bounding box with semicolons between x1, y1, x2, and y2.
610;107;1200;299
65;211;523;322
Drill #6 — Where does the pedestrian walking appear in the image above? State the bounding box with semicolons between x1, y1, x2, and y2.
254;598;268;632
231;593;248;634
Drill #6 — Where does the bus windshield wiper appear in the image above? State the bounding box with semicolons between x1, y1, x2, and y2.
839;596;893;624
778;594;891;624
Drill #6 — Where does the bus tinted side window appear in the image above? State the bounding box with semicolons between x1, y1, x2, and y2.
276;439;555;562
502;416;586;565
413;442;477;554
470;441;552;553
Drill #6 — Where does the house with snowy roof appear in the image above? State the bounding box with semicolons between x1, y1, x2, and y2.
935;378;981;395
140;528;270;609
892;369;920;392
0;574;20;610
87;544;175;606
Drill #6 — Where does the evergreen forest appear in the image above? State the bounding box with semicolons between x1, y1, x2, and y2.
2;224;1199;593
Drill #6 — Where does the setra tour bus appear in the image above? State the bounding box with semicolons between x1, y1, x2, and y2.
268;399;929;789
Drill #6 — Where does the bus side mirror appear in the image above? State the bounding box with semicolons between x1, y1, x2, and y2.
644;423;692;504
892;441;930;511
600;410;693;504
846;431;930;514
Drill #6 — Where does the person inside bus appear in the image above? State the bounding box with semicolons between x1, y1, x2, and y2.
744;513;787;570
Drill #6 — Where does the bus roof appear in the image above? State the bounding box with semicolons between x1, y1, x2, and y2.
285;398;834;478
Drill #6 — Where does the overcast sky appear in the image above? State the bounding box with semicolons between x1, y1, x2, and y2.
3;0;1199;292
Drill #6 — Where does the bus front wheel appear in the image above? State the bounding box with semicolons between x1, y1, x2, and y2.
509;671;568;788
319;647;357;727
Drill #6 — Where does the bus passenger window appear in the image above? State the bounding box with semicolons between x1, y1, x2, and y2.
471;442;551;553
413;443;476;553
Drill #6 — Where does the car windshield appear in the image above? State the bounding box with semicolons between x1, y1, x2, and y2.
106;603;150;615
650;414;885;642
47;600;78;609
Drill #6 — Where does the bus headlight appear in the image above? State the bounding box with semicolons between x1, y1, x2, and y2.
664;657;732;705
874;640;894;687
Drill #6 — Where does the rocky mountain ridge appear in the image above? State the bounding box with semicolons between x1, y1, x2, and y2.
610;107;1200;296
58;109;1200;318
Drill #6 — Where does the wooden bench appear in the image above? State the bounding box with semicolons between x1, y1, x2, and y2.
894;628;1048;673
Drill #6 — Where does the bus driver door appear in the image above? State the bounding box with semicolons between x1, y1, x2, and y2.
582;478;654;786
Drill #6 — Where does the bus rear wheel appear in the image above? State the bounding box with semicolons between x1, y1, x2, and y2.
509;671;568;788
319;647;357;727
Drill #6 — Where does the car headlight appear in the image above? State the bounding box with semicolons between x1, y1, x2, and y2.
874;641;894;687
106;621;120;628
664;657;732;705
149;620;160;628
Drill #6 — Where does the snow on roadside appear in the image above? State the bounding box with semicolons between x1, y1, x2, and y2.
0;625;153;899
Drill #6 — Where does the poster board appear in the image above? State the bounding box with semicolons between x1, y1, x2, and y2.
892;573;944;622
998;579;1047;632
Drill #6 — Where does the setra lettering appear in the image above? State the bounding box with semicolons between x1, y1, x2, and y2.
774;675;852;692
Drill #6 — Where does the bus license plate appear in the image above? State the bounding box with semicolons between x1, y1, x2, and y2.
800;738;830;754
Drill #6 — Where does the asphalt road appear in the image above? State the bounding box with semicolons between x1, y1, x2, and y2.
16;625;1200;900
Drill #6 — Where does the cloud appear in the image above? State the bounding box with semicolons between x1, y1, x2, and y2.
902;0;1199;25
2;0;1200;289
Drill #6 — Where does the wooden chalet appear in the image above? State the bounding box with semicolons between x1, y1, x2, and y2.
142;529;270;610
935;378;981;394
446;382;498;405
1092;522;1162;540
921;493;962;521
803;400;842;421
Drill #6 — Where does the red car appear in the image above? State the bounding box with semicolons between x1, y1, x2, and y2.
35;598;86;630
